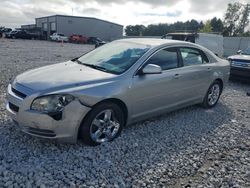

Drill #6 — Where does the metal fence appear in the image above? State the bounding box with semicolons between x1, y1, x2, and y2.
224;37;250;57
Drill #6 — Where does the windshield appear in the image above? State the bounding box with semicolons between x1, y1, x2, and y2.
242;47;250;55
77;41;150;74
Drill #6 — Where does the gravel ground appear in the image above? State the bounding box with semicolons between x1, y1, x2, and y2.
0;39;250;188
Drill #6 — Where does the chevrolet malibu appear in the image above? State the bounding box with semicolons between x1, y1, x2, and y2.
6;39;230;145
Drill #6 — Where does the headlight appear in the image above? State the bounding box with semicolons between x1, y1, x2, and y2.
31;94;74;113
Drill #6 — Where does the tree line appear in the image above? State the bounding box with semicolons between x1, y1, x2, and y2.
125;2;250;37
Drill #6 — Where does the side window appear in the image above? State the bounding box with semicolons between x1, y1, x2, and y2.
146;48;178;70
180;48;209;66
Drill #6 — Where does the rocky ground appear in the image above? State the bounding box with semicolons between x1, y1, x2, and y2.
0;39;249;187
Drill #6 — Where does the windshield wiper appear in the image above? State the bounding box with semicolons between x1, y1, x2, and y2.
82;63;108;71
78;61;109;73
73;58;99;68
73;58;116;74
72;57;82;63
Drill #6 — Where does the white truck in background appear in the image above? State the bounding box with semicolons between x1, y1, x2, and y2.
50;33;69;42
162;32;224;57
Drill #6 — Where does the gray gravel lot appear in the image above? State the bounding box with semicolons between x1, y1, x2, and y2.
0;39;250;187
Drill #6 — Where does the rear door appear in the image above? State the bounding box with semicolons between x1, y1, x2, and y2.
177;47;213;100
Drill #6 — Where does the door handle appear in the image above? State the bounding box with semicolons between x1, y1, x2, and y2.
173;74;181;79
207;67;212;72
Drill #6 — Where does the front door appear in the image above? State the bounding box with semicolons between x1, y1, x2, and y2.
129;47;184;120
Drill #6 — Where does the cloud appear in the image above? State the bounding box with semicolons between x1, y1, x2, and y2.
71;0;179;7
0;0;249;29
141;11;182;17
188;0;249;14
81;8;101;14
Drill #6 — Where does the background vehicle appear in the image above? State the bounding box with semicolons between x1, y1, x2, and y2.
69;34;88;44
5;30;38;39
162;32;224;57
6;39;229;146
87;37;106;48
228;47;250;81
0;27;12;38
50;33;69;42
5;30;18;38
0;26;4;38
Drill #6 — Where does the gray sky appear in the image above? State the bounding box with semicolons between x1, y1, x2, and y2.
0;0;248;28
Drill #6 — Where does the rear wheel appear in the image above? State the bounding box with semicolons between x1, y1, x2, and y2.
201;80;222;108
79;102;124;146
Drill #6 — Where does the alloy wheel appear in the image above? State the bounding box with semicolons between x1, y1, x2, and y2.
90;109;120;143
207;84;220;106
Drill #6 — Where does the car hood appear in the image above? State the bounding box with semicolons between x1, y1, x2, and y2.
228;54;250;61
15;61;115;92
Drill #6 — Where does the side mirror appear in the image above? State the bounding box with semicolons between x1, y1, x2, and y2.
141;64;162;75
237;50;242;54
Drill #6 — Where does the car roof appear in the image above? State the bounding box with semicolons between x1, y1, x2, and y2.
116;38;194;47
116;38;219;60
167;32;196;36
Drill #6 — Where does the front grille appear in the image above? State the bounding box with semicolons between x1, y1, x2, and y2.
9;102;19;112
11;87;27;99
25;127;56;137
232;59;250;64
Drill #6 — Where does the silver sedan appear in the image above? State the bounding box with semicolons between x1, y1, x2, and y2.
6;39;230;145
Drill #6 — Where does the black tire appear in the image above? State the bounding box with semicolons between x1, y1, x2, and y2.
79;102;125;146
201;80;222;108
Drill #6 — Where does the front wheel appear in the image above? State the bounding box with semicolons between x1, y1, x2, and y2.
201;81;222;108
79;102;125;146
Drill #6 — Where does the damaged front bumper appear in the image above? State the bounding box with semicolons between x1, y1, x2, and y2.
6;84;91;143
